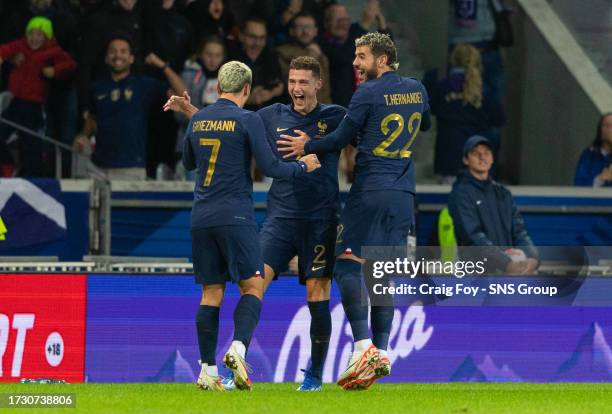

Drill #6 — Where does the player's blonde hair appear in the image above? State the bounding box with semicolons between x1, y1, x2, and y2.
218;61;252;93
450;43;482;108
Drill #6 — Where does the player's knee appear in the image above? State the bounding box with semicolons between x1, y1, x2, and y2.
306;278;331;302
201;284;225;306
239;275;265;299
263;264;276;292
334;258;365;302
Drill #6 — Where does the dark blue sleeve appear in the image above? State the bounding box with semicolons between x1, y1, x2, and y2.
182;120;196;171
345;84;371;128
245;112;306;179
304;116;360;154
574;149;595;186
418;81;431;131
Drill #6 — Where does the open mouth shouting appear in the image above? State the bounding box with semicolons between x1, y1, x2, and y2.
293;92;306;106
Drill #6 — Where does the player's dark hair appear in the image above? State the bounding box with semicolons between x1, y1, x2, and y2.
592;112;612;148
355;32;399;70
240;17;267;33
289;56;321;79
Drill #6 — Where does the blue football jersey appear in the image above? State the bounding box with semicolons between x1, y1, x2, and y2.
346;71;429;193
257;103;346;219
183;98;306;229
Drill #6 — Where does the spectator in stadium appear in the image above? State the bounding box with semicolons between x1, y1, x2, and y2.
448;136;539;274
448;0;513;103
425;43;505;184
0;0;79;50
247;0;336;45
0;1;80;177
228;18;283;111
174;35;225;180
0;16;76;177
185;0;236;46
575;112;612;187
144;0;194;178
277;12;331;103
319;0;391;106
73;36;186;180
76;0;145;113
144;0;193;73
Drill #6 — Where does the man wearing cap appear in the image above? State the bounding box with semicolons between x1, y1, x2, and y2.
448;135;539;274
0;16;76;177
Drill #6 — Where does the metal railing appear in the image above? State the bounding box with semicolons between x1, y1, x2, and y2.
0;115;107;180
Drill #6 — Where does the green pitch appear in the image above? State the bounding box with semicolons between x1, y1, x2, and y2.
1;383;611;414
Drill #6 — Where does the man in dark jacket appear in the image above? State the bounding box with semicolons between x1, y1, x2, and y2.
448;135;539;274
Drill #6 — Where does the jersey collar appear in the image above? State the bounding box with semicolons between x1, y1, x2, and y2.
290;102;321;118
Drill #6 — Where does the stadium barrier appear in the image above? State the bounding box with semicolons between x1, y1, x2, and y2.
2;272;612;384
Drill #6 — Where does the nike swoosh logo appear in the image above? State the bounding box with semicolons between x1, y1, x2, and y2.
311;265;326;272
97;94;107;100
276;127;290;132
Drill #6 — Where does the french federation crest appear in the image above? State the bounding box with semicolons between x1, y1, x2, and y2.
316;120;328;138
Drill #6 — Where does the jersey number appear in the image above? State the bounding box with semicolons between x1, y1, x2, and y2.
373;112;422;159
313;245;326;264
199;138;221;186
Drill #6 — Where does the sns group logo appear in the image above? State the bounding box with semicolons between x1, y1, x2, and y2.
274;303;433;382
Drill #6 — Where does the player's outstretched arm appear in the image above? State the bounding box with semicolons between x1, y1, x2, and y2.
246;113;320;178
163;91;199;119
276;117;359;159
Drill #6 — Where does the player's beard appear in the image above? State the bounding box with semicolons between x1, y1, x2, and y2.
365;67;378;81
360;65;378;82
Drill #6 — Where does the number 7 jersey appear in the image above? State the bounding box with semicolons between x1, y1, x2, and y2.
347;71;430;193
182;98;306;229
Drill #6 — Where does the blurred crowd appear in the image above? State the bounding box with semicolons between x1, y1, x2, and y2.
0;0;390;180
0;0;609;187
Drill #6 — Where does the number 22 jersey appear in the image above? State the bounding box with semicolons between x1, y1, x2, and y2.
347;71;429;194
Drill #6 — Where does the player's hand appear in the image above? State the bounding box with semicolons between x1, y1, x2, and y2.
301;154;321;172
163;91;192;113
42;66;55;78
277;129;310;159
